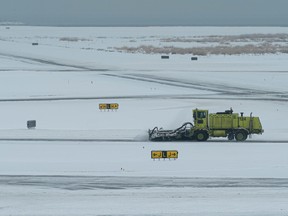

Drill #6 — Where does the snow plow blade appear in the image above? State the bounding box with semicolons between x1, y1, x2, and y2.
148;122;194;141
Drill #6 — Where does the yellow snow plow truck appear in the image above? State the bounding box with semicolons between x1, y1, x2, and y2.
149;108;263;142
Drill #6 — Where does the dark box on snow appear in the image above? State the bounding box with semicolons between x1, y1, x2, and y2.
27;120;36;129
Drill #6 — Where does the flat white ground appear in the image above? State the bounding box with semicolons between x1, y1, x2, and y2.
0;26;288;215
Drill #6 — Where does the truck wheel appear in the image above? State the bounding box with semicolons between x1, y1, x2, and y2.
235;130;248;142
195;130;209;141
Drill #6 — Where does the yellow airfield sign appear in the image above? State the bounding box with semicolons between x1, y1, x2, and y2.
151;150;178;159
99;103;119;110
109;103;119;109
151;151;163;159
167;151;178;158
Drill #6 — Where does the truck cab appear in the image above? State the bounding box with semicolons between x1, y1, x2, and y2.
193;109;208;129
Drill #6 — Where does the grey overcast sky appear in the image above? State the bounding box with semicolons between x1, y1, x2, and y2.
1;0;288;26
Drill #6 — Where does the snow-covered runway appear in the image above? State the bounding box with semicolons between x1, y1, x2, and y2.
1;26;288;215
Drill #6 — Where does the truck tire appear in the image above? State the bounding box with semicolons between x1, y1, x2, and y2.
195;130;209;141
235;130;248;142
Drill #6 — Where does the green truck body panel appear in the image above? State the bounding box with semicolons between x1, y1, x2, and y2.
193;109;263;138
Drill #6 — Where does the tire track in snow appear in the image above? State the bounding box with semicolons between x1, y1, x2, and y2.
103;73;286;99
0;53;109;71
1;175;288;190
1;94;288;102
0;138;136;142
0;138;287;143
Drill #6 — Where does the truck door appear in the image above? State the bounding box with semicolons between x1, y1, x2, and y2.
193;110;208;129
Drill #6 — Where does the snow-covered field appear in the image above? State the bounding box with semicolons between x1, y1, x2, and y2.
1;26;288;215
